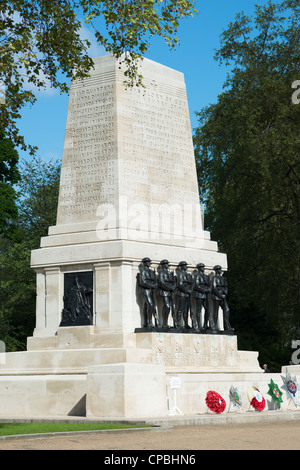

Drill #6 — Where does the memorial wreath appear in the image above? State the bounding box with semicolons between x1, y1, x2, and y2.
229;385;242;409
248;386;265;411
267;378;283;409
205;390;226;413
250;395;265;411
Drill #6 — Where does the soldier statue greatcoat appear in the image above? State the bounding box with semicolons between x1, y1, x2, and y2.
193;263;217;332
175;261;194;329
212;265;234;332
157;259;176;328
138;257;160;328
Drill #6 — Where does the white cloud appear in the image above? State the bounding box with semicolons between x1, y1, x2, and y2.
23;70;61;96
23;21;106;96
79;23;107;59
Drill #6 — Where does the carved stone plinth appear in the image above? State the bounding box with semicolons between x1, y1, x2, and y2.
135;332;261;374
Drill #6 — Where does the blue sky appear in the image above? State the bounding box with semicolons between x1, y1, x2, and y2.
17;0;268;163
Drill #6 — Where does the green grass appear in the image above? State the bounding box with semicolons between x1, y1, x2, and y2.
0;422;146;437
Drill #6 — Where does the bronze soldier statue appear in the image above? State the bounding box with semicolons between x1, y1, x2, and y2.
212;265;234;332
193;263;217;332
176;261;194;329
157;259;176;328
138;257;160;328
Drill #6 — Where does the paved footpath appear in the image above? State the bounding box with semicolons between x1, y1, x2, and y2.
1;419;300;450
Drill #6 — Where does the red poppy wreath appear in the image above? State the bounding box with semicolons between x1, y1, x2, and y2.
250;395;265;411
205;391;226;413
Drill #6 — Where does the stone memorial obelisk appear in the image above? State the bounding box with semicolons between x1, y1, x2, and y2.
30;54;226;346
0;55;263;419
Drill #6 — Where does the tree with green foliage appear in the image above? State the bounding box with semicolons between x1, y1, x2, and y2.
0;133;20;236
0;157;60;350
194;0;300;371
0;0;197;153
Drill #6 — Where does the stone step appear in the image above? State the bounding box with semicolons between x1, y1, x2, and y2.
0;347;152;375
